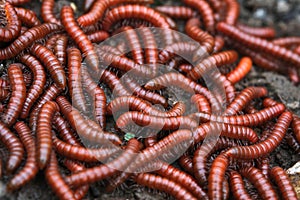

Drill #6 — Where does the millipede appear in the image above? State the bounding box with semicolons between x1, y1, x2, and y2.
116;111;198;131
1;63;26;127
0;2;21;42
29;84;62;133
36;101;60;169
0;23;62;60
45;151;76;200
0;0;299;199
67;47;87;113
7;122;38;191
77;0;154;27
0;122;24;173
60;6;100;74
184;0;215;33
134;173;198;200
155;6;197;19
269;166;298;200
14;7;41;27
185;18;215;54
19;54;46;119
41;0;61;25
239;167;278;199
30;43;66;89
64;139;140;187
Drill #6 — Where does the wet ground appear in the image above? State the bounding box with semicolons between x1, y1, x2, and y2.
1;0;300;199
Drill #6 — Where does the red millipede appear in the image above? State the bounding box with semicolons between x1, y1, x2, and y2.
0;122;24;173
224;86;268;115
30;43;66;89
41;0;61;25
120;26;144;64
285;133;300;153
102;4;173;45
223;0;239;25
0;78;10;101
67;47;87;113
45;33;61;50
53;114;81;146
15;7;41;27
239;167;278;199
60;6;99;74
62;159;89;200
155;163;208;200
193;137;238;186
194;103;286;126
0;2;21;42
7;122;38;191
45;151;76;200
144;135;157;147
292;114;300;144
294;45;300;55
144;72;221;111
156;6;197;19
29;84;62;133
36;101;60;169
185;18;215;54
178;64;193;74
192;122;258;144
99;69;131;97
213;35;225;53
116;111;198;131
262;97;280;107
134;173;197;200
237;23;276;39
56;96;122;145
287;67;300;84
6;0;30;6
52;135;119;162
107;96;185;117
81;65;107;129
0;23;62;60
77;0;154;27
207;153;230;200
14;7;40;27
184;0;215;33
64;139;140;187
229;171;252;200
19;54;46;119
139;27;158;65
179;154;194;174
118;129;193;178
191;94;212;114
227;38;287;73
98;49;154;77
217;22;300;68
54;35;68;68
225;111;292;159
256;157;270;178
158;42;198;63
121;76;168;107
272;36;300;47
1;63;26;127
102;4;172;31
86;30;110;43
269;166;298;200
187;50;238;81
226;57;252;84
